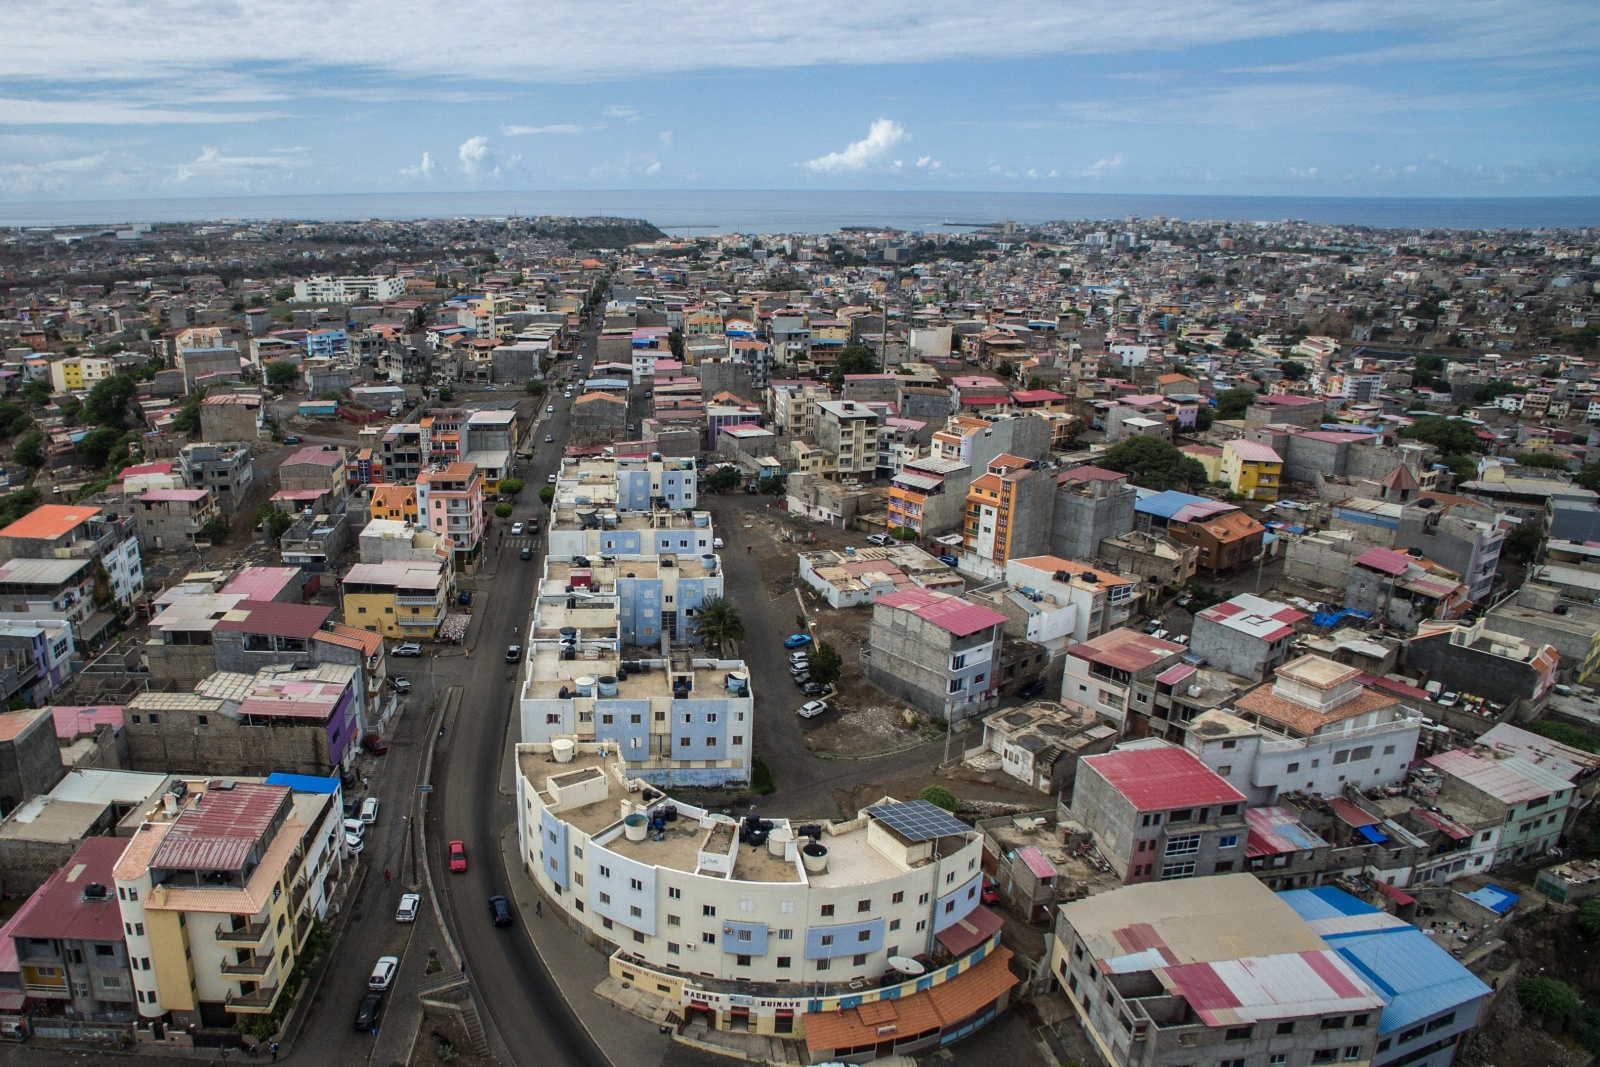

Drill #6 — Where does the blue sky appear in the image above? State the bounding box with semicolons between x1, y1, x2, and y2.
0;0;1596;201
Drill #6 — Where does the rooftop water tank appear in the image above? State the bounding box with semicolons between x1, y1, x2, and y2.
575;676;597;697
801;842;828;873
623;813;649;842
551;739;575;763
597;676;619;697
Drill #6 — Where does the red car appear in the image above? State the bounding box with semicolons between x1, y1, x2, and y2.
361;733;388;755
980;879;1000;905
448;840;467;873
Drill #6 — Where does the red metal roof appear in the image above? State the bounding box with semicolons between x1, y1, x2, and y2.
1082;747;1246;811
10;837;132;943
1355;547;1413;576
150;783;289;872
934;905;1003;957
1326;797;1380;828
1017;845;1059;880
876;589;1007;637
212;600;331;640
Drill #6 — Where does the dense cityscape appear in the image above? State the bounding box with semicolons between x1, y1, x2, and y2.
0;212;1596;1067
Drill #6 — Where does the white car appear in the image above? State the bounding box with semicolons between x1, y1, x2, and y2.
344;818;366;839
344;833;364;854
789;650;810;665
866;533;895;547
547;474;557;483
368;956;399;991
360;797;380;825
797;700;829;719
713;537;725;549
395;893;422;923
547;405;555;413
511;522;525;535
391;642;423;657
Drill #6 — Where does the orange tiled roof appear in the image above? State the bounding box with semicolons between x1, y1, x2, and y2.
0;505;100;541
803;947;1016;1051
1233;686;1400;737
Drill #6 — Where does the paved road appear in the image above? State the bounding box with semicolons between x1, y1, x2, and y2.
428;315;610;1067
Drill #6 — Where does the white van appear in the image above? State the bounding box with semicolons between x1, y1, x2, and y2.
359;798;379;825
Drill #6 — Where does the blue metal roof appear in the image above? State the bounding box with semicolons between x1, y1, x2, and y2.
1134;490;1211;519
1358;824;1390;844
265;772;341;794
1462;885;1519;914
1279;888;1492;1034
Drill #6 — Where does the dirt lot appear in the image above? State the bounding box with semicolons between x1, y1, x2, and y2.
409;1008;498;1067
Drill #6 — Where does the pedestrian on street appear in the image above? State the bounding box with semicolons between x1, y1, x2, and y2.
535;899;542;918
269;1040;279;1062
383;869;391;884
362;775;369;790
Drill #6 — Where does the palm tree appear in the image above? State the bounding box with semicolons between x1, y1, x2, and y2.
694;596;744;655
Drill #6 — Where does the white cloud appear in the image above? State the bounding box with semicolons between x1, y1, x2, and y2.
659;130;673;149
502;123;584;136
914;155;940;169
1071;153;1124;178
5;0;1591;87
0;96;281;125
0;153;113;195
604;105;641;121
401;151;437;177
645;160;661;174
804;119;907;173
458;135;497;176
172;145;304;182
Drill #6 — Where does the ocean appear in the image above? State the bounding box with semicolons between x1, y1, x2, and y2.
1;189;1596;234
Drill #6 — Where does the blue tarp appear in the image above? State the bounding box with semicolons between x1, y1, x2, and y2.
1358;824;1390;844
265;772;341;794
1463;885;1519;914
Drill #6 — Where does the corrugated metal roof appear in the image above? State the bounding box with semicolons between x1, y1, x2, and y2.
1016;845;1059;880
1082;746;1246;811
876;589;1007;637
1279;887;1492;1035
1159;950;1384;1026
1427;749;1572;804
1245;807;1330;857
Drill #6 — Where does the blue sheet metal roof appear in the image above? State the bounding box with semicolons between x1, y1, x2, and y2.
264;772;341;794
1134;490;1211;519
1279;888;1492;1034
1358;824;1390;844
1462;885;1519;914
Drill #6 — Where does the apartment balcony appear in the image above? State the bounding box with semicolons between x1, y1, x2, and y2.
219;954;274;978
224;984;281;1013
214;921;268;945
290;879;308;913
1257;713;1424;753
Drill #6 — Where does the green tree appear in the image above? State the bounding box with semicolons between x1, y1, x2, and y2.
0;400;30;438
890;526;918;542
317;389;343;402
76;427;126;470
1504;518;1545;563
694;596;745;655
706;466;741;493
1279;360;1308;381
170;391;205;437
1475;380;1527;403
525;380;547;397
1194;406;1216;432
13;431;43;469
272;286;294;302
498;478;525;497
83;373;138;431
807;641;843;687
1515;452;1570;470
438;386;453;402
20;380;52;408
1518;977;1581;1022
257;504;292;544
918;786;959;813
667;328;684;359
1222;329;1251;351
1578;898;1600;939
539;485;556;505
1214;387;1256;420
758;476;785;496
1578;464;1600;493
1101;437;1211;491
199;515;231;546
494;502;514;519
827;344;879;388
1528;720;1597;753
91;561;113;608
53;396;80;424
1398;416;1483;456
266;361;300;388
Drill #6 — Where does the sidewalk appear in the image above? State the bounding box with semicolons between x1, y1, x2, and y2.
495;827;674;1067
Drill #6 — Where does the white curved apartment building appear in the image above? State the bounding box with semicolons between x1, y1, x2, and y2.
516;742;1018;1062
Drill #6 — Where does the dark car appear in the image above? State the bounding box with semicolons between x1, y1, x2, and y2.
520;546;532;560
458;590;473;606
505;644;523;663
282;435;302;445
353;991;383;1031
1016;679;1046;700
800;681;828;698
489;894;513;926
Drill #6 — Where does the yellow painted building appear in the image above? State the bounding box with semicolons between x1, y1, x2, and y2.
113;779;340;1028
342;559;450;639
1221;440;1283;501
49;356;116;394
370;484;418;522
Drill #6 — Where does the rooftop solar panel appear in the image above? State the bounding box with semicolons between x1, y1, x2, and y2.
865;799;971;842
